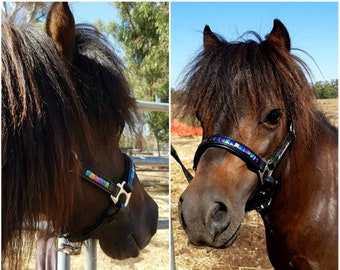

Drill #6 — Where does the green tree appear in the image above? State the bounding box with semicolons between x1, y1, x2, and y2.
312;80;338;99
96;2;169;155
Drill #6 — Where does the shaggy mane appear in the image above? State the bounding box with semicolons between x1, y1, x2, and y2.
73;24;137;136
1;20;91;268
178;29;319;142
1;21;136;269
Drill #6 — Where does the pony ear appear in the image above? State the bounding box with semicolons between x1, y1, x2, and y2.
45;2;75;62
266;19;291;51
203;25;221;49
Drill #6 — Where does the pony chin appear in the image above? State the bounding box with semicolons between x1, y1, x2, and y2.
96;222;149;260
95;190;158;260
97;223;156;259
98;234;141;260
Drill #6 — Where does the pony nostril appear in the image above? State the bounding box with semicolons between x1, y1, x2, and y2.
216;201;227;212
178;197;187;229
209;202;229;235
211;202;227;222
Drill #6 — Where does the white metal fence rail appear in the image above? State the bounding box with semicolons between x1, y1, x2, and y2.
55;101;169;270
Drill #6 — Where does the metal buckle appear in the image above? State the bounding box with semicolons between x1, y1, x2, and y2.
258;163;273;186
110;181;131;207
55;237;82;255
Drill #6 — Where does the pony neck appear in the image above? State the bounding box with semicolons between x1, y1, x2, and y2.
259;113;338;268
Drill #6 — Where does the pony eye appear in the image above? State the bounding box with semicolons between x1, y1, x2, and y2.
264;109;282;125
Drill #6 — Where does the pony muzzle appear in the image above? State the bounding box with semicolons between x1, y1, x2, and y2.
179;185;241;248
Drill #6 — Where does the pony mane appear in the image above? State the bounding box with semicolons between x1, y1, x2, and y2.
178;29;318;142
2;19;136;268
1;20;90;268
73;24;137;136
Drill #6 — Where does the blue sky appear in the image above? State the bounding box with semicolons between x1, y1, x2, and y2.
70;3;125;57
171;2;338;88
71;2;118;25
69;2;337;88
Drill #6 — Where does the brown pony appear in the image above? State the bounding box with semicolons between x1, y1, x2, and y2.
2;3;158;269
178;19;337;269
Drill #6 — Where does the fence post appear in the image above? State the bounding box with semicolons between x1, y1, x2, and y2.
51;101;169;270
57;238;70;270
85;239;97;270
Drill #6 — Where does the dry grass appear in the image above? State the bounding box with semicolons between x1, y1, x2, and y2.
317;98;338;126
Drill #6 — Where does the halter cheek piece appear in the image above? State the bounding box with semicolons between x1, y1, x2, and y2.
56;153;135;254
193;122;296;212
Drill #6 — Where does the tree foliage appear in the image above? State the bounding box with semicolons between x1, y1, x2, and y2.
3;2;169;154
312;79;338;99
1;2;50;24
96;2;169;153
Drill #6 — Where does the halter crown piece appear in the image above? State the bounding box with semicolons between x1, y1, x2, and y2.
193;122;296;212
58;153;135;252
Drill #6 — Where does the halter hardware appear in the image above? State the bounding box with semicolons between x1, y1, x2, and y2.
110;181;132;207
58;153;136;248
55;237;82;255
193;122;296;212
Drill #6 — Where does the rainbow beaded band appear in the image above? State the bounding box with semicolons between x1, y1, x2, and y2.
79;154;135;208
85;170;111;189
207;136;261;164
193;135;267;172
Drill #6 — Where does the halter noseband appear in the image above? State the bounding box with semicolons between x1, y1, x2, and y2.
58;153;135;251
79;153;135;209
193;122;296;212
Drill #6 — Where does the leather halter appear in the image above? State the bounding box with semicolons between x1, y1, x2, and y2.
58;153;135;248
193;122;296;212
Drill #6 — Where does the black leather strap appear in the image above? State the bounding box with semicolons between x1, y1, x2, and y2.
62;204;124;242
194;136;267;172
62;153;135;242
267;122;296;170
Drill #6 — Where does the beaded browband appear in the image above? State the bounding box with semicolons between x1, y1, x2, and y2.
194;136;266;173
